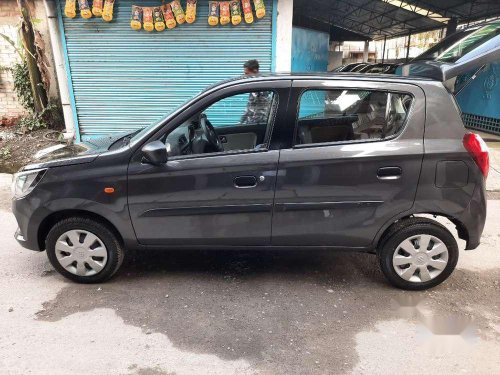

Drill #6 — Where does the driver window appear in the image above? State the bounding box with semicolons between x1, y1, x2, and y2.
164;90;277;158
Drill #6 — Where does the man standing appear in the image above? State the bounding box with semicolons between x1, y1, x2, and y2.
241;60;271;125
243;59;260;75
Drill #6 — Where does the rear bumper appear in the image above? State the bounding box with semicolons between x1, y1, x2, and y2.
458;182;487;250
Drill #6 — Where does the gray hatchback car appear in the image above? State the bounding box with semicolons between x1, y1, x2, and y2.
12;46;496;289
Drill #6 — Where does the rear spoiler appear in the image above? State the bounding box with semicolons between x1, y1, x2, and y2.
400;35;500;82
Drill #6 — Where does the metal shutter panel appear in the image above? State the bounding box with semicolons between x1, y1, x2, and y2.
58;0;274;140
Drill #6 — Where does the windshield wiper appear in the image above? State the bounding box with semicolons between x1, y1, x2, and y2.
124;128;143;144
109;128;144;150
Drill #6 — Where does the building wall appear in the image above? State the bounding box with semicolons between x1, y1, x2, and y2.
291;27;329;73
0;1;26;120
275;0;293;72
0;0;58;121
328;51;343;71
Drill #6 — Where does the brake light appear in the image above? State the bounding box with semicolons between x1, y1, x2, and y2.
463;133;489;178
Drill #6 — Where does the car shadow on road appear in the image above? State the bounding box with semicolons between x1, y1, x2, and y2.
36;249;499;375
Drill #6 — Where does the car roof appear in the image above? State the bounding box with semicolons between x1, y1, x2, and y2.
210;72;437;89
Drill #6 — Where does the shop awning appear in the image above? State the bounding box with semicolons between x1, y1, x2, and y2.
293;0;500;41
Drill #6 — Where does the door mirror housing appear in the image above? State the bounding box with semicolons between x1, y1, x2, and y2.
142;141;168;165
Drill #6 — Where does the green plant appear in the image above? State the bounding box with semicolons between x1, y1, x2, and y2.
18;112;45;131
11;61;35;111
18;103;62;132
0;147;11;160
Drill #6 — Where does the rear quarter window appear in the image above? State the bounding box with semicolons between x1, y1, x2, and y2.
296;89;413;146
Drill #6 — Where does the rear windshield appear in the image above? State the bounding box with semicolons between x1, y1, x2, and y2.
412;29;474;61
437;21;500;63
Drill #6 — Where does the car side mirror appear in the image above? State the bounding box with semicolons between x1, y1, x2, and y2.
142;141;168;165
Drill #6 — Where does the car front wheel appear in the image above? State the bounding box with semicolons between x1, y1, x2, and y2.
46;217;124;283
378;218;459;290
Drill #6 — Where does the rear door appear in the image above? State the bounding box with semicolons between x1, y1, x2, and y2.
272;79;426;248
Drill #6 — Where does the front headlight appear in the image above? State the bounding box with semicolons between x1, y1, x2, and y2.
11;168;47;199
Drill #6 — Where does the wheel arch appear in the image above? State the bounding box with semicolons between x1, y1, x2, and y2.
37;209;124;251
375;212;469;253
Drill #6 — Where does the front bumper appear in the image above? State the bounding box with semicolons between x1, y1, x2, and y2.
14;226;42;252
12;196;44;252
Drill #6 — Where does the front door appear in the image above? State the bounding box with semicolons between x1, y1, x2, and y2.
128;82;289;246
272;79;425;248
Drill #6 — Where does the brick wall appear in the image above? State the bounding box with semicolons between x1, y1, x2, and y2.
0;1;26;120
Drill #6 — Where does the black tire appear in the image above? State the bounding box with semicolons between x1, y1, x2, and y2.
378;218;459;290
45;217;124;283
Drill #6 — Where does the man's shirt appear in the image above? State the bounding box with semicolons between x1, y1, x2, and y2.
241;91;271;125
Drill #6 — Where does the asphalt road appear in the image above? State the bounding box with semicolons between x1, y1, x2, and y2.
0;173;499;375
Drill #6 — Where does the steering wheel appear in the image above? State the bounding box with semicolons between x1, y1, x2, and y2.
200;114;224;152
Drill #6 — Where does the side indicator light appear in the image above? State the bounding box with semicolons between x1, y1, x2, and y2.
104;187;115;194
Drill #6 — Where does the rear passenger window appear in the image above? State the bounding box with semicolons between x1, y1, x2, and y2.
296;89;412;145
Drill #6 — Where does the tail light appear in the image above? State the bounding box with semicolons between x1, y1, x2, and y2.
463;133;489;178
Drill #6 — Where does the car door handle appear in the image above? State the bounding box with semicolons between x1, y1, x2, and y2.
377;167;402;180
234;175;258;188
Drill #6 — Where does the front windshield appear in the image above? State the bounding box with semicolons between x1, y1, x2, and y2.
128;109;176;143
437;21;500;63
129;92;203;144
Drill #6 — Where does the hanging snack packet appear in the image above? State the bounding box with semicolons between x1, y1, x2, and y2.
230;1;242;25
143;7;154;32
208;1;219;26
130;6;143;30
170;0;185;24
153;7;166;31
241;0;253;23
161;4;177;29
92;0;103;16
77;0;92;18
102;0;115;22
219;2;230;25
64;0;77;18
253;0;265;18
185;0;197;24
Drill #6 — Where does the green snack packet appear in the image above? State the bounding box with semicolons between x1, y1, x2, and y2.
230;1;242;25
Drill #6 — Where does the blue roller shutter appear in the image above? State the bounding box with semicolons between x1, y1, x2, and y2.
57;0;274;140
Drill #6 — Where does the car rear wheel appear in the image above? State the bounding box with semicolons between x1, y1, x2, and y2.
46;217;124;283
378;218;459;290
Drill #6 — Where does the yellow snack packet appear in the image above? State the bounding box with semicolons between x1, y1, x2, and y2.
241;0;253;23
143;7;154;32
161;4;177;29
220;1;230;25
153;7;165;32
170;0;185;24
253;0;265;18
230;1;242;26
77;0;92;19
102;0;115;22
208;1;219;26
64;0;77;18
185;0;197;24
92;0;103;16
130;5;143;30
